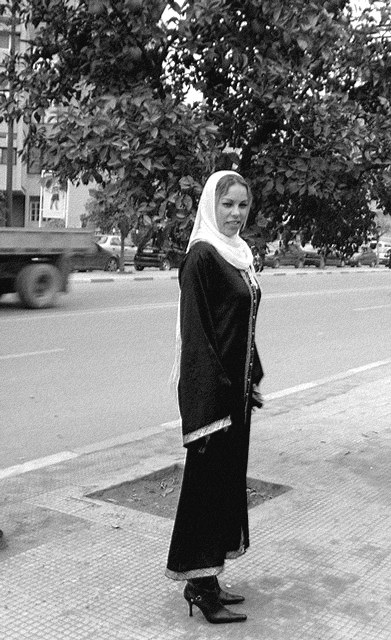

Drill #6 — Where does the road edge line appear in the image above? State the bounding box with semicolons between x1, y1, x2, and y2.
1;359;390;481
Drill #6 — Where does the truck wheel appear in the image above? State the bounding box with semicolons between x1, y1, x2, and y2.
16;263;61;309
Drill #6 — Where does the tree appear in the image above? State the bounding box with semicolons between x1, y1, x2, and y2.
0;0;221;265
2;0;391;250
173;0;391;246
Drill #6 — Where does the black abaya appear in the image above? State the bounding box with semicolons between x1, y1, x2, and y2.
166;242;262;580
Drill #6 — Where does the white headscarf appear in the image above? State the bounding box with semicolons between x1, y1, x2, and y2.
187;170;254;270
170;170;256;386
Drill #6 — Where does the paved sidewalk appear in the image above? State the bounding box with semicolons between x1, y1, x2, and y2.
1;363;391;639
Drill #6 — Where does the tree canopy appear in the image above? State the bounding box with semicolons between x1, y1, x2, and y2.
0;0;221;240
1;0;391;248
174;0;391;246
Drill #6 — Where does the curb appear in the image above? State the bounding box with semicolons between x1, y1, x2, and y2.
70;267;390;284
70;271;179;284
2;358;391;482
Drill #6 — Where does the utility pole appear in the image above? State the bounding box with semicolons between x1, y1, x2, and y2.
5;1;16;227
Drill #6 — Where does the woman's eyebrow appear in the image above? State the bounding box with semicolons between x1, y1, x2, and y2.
221;197;248;201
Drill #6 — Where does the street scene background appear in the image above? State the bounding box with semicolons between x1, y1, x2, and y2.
1;267;390;470
1;265;391;640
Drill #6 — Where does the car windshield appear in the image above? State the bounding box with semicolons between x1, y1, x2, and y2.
97;236;108;244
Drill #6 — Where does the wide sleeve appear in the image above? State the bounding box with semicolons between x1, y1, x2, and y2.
178;248;232;447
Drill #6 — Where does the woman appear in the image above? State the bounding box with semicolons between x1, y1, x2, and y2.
166;170;264;624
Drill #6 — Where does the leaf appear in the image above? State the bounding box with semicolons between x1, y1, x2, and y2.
161;487;174;497
167;1;182;13
179;175;194;190
297;38;308;50
204;124;219;134
88;0;105;15
140;158;152;171
263;180;274;194
183;194;193;210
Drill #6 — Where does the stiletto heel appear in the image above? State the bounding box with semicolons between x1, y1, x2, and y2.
183;581;247;624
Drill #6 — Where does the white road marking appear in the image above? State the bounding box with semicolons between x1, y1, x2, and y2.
263;285;391;300
2;359;389;481
0;302;177;323
0;348;65;360
353;304;391;311
263;360;391;400
0;451;78;480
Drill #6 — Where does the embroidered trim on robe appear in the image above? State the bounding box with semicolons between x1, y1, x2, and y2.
182;415;231;446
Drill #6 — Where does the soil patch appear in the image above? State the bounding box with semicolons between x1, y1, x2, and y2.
88;464;291;519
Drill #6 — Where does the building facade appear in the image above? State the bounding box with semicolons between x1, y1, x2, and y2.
0;16;89;228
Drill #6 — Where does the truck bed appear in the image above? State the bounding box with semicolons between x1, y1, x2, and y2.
0;228;94;254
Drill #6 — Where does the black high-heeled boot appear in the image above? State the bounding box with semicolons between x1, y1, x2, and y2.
183;579;247;624
212;576;245;605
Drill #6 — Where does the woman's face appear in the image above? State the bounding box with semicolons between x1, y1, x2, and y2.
215;183;250;238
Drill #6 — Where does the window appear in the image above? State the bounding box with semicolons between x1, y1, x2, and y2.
0;147;16;164
29;197;40;223
0;31;20;51
0;132;16;139
0;32;9;49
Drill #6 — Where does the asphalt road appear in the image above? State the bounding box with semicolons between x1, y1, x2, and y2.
1;267;390;470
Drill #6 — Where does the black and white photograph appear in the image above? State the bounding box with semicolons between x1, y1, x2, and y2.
1;1;391;638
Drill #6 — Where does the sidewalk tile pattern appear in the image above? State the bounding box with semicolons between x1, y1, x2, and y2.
1;367;391;639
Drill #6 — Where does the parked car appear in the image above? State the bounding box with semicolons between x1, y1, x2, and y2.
264;243;306;269
348;246;377;267
243;239;263;272
134;241;186;271
377;241;391;265
97;234;137;265
70;242;119;272
301;244;325;268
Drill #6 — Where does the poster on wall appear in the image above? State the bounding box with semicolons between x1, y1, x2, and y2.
40;172;68;225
